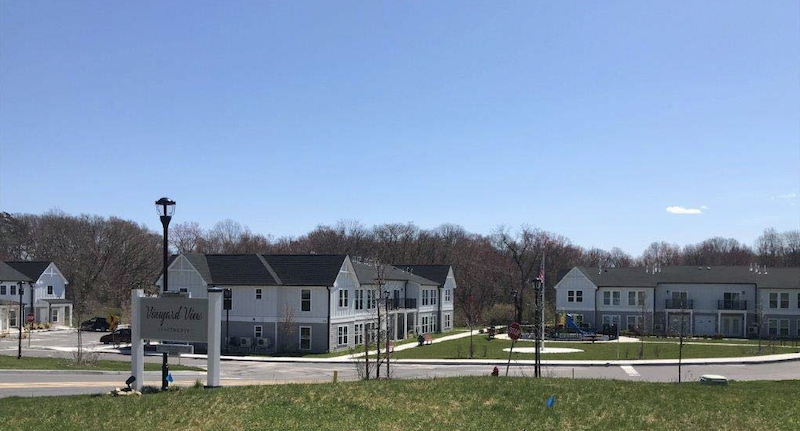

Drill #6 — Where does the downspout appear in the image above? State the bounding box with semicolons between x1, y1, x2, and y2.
326;286;331;353
437;285;443;333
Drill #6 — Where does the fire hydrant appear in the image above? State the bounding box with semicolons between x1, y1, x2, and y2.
491;366;499;377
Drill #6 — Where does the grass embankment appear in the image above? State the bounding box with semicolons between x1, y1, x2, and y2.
390;335;799;360
1;377;798;430
0;355;203;371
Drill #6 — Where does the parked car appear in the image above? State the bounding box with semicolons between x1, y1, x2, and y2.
80;317;110;332
100;328;131;344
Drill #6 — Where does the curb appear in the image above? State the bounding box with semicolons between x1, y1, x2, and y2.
0;369;205;376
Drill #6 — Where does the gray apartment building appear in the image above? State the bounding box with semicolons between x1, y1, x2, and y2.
555;265;800;339
155;254;457;353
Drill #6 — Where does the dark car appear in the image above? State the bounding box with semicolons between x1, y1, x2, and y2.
80;317;110;332
100;328;131;344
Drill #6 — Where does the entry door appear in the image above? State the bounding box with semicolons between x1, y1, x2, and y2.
721;316;742;337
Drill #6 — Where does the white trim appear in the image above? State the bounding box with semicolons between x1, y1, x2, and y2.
254;324;263;338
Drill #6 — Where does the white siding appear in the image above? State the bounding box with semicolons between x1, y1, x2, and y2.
555;268;596;312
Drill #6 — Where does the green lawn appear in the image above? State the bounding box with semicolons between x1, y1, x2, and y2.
390;335;799;360
0;355;203;371
1;377;798;430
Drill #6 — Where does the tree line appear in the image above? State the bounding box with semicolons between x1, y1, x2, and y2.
1;211;798;325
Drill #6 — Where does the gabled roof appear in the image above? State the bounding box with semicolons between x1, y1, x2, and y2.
0;262;31;282
165;254;347;287
394;265;451;286
5;261;51;281
574;266;800;289
353;262;439;286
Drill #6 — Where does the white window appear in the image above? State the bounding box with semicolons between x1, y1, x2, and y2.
444;314;451;330
628;291;645;307
780;292;789;309
0;285;5;295
603;291;620;306
626;315;642;330
338;289;349;308
300;326;311;350
10;285;16;296
568;290;575;302
422;290;429;306
254;325;263;338
797;320;800;337
576;291;583;302
768;319;788;336
573;314;583;326
431;315;437;332
47;285;53;295
780;319;790;336
355;289;364;310
9;310;17;328
421;315;430;334
255;288;262;300
354;323;364;345
431;290;437;306
445;289;451;302
769;292;778;309
51;308;58;323
301;289;311;312
337;325;349;345
602;315;620;326
366;290;374;309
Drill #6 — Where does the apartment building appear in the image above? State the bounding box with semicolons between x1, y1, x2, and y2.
156;254;456;353
0;261;72;332
555;265;800;339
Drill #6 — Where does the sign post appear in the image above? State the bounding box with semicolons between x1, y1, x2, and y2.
131;289;144;391
130;288;221;391
206;287;222;388
506;322;521;376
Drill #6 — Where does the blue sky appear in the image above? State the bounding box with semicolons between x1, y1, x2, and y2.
1;1;798;254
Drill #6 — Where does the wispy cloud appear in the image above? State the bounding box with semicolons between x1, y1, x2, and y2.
666;206;703;215
770;193;797;201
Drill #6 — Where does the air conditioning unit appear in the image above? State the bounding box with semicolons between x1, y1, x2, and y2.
239;337;252;348
255;337;270;350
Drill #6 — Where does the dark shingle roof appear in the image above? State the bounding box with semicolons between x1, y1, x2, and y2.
574;266;800;289
260;255;347;286
353;262;439;286
5;261;50;281
394;265;451;286
169;254;347;286
0;262;31;282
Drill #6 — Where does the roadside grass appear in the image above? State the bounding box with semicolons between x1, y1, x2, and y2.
0;355;203;371
390;335;799;360
1;377;798;431
642;336;800;347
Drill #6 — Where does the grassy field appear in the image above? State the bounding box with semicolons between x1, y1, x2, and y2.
390;335;799;360
1;377;798;431
0;354;203;371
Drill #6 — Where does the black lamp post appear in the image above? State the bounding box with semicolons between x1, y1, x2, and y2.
532;278;542;378
155;197;176;292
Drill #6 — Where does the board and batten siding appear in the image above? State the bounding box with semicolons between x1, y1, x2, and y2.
555;268;596;312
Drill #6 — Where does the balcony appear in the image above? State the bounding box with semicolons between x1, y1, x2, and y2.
388;297;417;309
665;299;694;309
718;300;747;310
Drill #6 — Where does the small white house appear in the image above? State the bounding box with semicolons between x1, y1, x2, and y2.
0;261;72;332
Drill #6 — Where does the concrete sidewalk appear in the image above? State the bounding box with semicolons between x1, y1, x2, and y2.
336;329;477;359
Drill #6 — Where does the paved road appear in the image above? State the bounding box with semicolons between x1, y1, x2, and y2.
1;329;798;398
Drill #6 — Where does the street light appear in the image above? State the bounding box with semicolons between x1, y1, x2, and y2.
532;278;543;378
155;197;176;292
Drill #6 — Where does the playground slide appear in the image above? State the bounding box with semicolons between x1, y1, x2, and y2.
564;314;594;335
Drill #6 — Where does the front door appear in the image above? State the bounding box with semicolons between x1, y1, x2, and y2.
721;315;742;337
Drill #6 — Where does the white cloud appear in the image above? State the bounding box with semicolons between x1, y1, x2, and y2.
700;205;709;210
770;193;797;201
666;206;703;215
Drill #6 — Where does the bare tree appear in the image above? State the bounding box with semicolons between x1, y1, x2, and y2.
278;305;297;353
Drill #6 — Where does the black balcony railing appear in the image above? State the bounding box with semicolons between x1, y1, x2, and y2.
665;299;694;309
718;300;747;310
388;297;418;309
